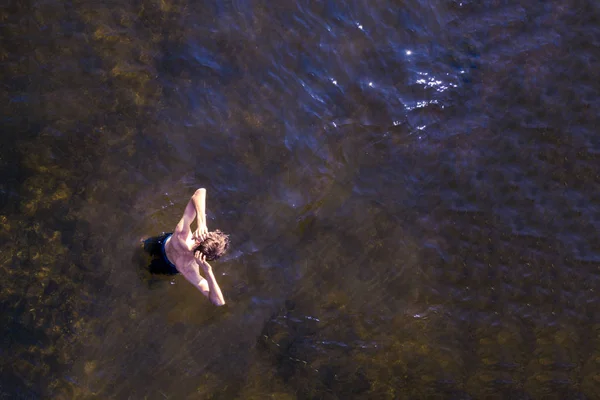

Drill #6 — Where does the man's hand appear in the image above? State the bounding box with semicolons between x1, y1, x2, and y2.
194;251;212;274
193;222;208;243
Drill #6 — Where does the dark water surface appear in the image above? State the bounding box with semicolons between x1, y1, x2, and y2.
2;0;599;398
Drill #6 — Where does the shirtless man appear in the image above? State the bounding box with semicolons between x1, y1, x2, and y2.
144;188;230;306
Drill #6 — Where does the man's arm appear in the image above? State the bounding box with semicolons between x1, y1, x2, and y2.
174;188;207;242
198;270;226;306
191;252;226;306
191;188;208;241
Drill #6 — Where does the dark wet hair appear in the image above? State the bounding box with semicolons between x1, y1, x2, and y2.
195;230;230;261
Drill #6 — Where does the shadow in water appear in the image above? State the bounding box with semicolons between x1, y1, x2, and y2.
132;233;180;292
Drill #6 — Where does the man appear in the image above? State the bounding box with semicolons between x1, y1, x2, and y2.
143;188;230;306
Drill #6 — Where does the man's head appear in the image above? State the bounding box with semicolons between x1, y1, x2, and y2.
195;230;230;261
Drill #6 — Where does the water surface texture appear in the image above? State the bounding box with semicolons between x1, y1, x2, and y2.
1;0;599;398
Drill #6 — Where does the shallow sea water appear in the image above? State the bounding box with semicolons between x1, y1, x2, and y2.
1;0;599;398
